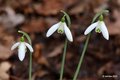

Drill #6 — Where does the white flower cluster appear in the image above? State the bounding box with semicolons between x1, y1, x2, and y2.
11;14;109;61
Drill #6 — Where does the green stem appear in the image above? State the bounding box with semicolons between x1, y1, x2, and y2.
60;39;68;80
18;30;32;80
73;33;91;80
72;13;97;79
29;52;32;80
59;10;71;80
60;10;71;27
72;9;109;80
92;10;109;23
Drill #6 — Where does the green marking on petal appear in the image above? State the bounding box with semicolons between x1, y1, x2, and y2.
57;23;64;34
57;29;64;34
95;28;101;33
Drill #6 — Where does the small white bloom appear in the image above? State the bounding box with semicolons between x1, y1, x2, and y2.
84;21;109;40
11;42;33;61
46;22;73;42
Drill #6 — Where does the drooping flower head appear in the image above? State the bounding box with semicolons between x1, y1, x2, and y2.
11;36;33;61
84;15;109;40
46;16;73;42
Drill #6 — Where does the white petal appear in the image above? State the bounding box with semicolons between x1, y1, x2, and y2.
18;42;26;61
24;42;34;52
84;22;98;35
100;21;109;40
64;23;73;42
46;22;61;37
11;42;20;50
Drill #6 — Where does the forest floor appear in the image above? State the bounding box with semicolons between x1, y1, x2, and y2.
0;0;120;80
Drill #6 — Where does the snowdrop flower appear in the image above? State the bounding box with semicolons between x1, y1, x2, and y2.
11;37;33;61
46;21;73;42
84;15;109;40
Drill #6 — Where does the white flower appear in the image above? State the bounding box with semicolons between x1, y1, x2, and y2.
11;42;34;61
46;22;73;42
84;21;109;40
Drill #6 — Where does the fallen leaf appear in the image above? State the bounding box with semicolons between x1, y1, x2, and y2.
107;9;120;35
0;61;11;80
69;3;85;14
19;0;32;6
32;70;48;80
0;45;12;60
33;0;77;16
33;0;63;16
22;18;47;33
0;27;14;60
34;44;49;67
0;6;25;28
47;44;64;58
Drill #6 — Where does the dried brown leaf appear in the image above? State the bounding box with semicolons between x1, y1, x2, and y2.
34;44;49;67
98;62;113;75
0;27;14;60
0;62;11;80
33;0;77;15
22;18;47;33
0;7;25;28
33;0;63;16
108;10;120;35
47;44;64;58
32;70;48;80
